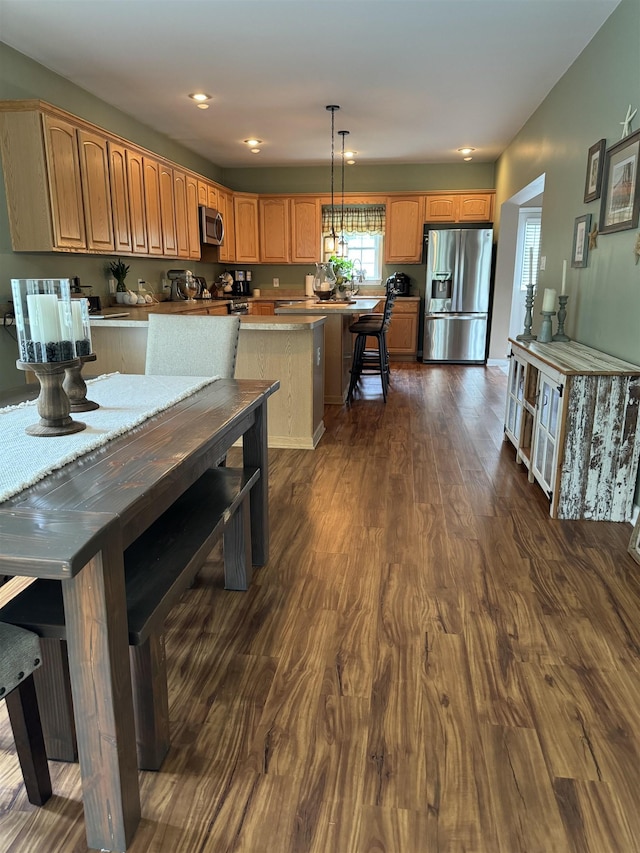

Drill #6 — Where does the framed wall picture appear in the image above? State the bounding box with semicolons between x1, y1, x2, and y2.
571;213;591;268
584;138;606;203
599;129;640;234
629;515;640;566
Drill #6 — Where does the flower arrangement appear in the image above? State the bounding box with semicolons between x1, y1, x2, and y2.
329;256;354;290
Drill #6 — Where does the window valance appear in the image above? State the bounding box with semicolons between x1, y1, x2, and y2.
322;205;386;235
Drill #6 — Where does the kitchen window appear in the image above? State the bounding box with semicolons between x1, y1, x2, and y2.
322;205;385;284
517;209;541;291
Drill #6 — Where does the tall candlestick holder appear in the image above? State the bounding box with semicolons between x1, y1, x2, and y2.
516;282;537;341
538;310;556;343
552;295;570;341
11;278;87;436
63;353;99;412
17;359;86;436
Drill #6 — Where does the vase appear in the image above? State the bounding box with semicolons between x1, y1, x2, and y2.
313;262;336;300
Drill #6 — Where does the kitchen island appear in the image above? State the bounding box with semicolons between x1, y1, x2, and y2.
274;298;381;404
90;311;326;449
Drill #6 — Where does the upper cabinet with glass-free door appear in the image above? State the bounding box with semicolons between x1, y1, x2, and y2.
385;196;424;263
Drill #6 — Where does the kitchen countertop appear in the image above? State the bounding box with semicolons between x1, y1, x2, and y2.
90;308;325;331
274;298;381;314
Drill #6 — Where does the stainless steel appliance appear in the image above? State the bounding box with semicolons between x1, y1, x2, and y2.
423;226;493;363
386;272;411;296
199;206;224;246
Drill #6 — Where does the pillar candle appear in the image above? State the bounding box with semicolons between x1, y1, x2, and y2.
542;288;556;312
561;260;567;295
27;294;60;343
71;301;84;341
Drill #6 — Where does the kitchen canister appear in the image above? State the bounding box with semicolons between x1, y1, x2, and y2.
305;274;315;297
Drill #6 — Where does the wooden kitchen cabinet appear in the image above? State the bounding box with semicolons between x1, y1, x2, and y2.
387;297;420;359
143;156;164;255
234;193;260;263
384;196;424;263
108;141;133;254
250;302;276;316
504;338;640;520
173;169;200;260
159;163;178;257
259;197;290;263
217;187;236;263
77;128;116;252
290;197;321;263
425;192;494;223
125;148;149;254
198;180;219;211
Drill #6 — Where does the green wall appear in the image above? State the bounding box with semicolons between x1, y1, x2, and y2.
494;0;639;365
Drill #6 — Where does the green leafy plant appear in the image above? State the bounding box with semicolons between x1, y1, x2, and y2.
329;255;354;288
108;259;130;291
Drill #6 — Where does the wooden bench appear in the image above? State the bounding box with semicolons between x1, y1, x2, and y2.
0;465;259;770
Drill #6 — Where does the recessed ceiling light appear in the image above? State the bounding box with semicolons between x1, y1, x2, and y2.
343;150;355;158
457;147;475;155
244;138;262;146
196;103;209;110
250;148;261;154
189;93;211;102
464;156;473;161
346;159;356;165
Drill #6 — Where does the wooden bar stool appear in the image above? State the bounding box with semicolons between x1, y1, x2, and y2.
0;622;52;805
347;289;398;403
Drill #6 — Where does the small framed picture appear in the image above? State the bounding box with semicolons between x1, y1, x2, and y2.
584;138;606;203
571;213;591;268
600;129;640;234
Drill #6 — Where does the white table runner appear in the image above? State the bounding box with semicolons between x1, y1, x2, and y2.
0;373;219;503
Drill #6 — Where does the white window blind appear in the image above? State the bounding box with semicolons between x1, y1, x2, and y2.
520;213;541;290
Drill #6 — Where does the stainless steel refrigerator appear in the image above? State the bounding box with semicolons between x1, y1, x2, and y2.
423;226;493;363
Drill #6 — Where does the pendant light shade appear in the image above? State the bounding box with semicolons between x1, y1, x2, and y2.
324;105;340;258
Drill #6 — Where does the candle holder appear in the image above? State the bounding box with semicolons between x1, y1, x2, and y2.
16;359;86;436
516;282;537;341
538;310;556;344
63;353;99;412
552;295;570;341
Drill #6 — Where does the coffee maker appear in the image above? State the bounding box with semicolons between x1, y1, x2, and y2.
386;272;411;296
232;270;251;296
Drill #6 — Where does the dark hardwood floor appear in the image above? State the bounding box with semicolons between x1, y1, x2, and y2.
1;363;639;852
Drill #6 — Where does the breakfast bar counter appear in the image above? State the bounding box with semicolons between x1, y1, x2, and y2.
275;299;381;403
90;313;327;449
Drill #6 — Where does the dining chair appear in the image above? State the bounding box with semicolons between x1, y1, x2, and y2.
0;622;52;806
145;314;241;378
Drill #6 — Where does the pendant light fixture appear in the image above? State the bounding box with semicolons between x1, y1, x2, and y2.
336;129;350;258
323;105;340;257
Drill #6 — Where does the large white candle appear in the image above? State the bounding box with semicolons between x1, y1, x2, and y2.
27;294;60;343
71;301;84;341
529;247;534;287
561;260;567;295
58;300;84;341
542;288;556;312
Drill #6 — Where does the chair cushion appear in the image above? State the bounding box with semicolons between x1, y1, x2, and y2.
0;622;42;699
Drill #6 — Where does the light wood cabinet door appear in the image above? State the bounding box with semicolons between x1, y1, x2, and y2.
126;149;148;254
186;173;201;259
217;188;235;263
173;169;190;259
205;304;229;316
384;196;424;263
197;180;208;207
387;298;419;357
259;197;289;263
77;128;115;252
107;141;132;254
251;302;275;315
197;180;219;211
159;164;177;257
234;194;260;263
458;193;493;222
291;197;321;263
143;157;163;255
42;114;87;250
425;195;458;222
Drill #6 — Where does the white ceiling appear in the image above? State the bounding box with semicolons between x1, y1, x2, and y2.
0;0;621;168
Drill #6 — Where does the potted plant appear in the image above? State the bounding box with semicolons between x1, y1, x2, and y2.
329;255;355;298
108;259;130;302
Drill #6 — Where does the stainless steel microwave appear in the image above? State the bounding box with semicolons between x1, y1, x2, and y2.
199;206;224;246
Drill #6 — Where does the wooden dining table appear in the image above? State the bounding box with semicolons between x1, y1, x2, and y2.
0;376;279;851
